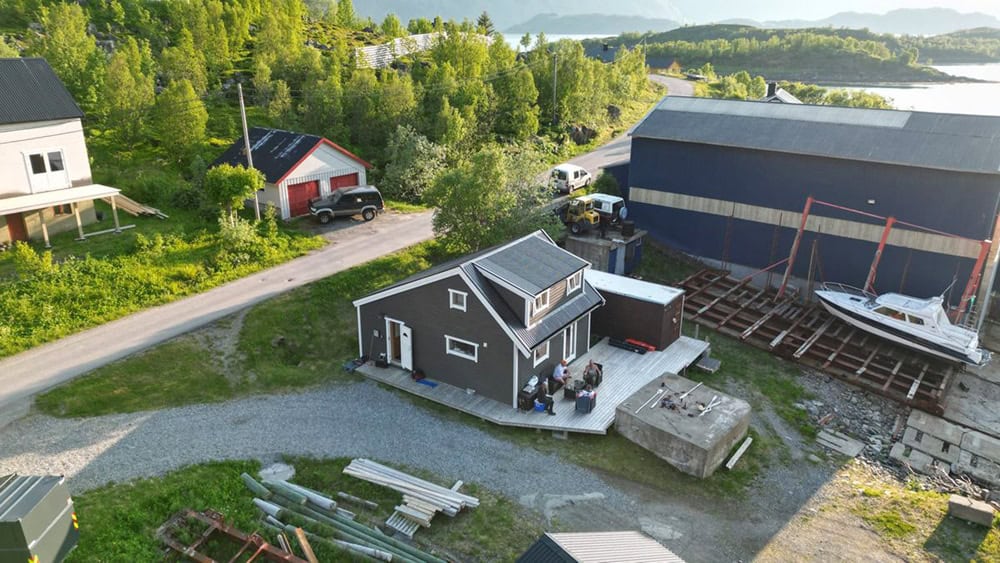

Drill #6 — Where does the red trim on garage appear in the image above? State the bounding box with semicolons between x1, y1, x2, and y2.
275;139;372;186
287;180;320;217
330;173;360;190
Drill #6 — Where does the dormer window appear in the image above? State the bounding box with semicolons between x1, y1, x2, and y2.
566;271;582;294
532;289;550;315
449;289;467;312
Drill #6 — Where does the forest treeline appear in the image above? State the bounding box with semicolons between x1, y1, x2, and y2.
586;25;1000;82
0;0;649;205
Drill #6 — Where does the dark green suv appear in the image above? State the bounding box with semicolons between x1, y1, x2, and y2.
308;186;384;224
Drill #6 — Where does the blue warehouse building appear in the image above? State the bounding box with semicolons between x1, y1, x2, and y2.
625;97;1000;307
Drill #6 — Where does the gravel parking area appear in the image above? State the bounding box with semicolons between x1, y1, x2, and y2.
0;380;631;513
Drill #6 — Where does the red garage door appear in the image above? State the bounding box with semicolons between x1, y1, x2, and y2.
287;180;320;217
330;173;359;190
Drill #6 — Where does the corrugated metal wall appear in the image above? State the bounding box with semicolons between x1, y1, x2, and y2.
627;138;1000;302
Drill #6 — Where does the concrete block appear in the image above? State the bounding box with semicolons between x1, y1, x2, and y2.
907;410;966;446
961;430;1000;463
890;442;937;474
948;495;996;527
954;450;1000;488
615;376;751;479
902;426;961;464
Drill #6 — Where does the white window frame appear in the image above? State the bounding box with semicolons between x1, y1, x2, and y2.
533;341;550;367
532;289;551;316
449;289;467;312
566;271;582;294
445;335;479;362
23;148;69;193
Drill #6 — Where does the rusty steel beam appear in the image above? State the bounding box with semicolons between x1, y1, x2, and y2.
777;196;814;300
865;217;896;293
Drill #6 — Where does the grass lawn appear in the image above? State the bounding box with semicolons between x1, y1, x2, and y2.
70;457;544;562
36;241;457;417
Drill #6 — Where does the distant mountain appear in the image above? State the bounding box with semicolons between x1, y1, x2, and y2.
505;13;681;35
354;0;683;31
722;8;1000;37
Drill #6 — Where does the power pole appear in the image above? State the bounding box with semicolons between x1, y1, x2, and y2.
551;52;558;126
238;82;261;221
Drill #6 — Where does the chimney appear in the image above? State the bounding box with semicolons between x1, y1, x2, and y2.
766;82;778;98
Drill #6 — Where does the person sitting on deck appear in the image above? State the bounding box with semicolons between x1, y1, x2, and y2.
539;380;556;416
577;384;596;400
551;359;571;388
582;360;602;386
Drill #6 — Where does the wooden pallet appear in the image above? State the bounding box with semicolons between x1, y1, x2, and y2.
385;511;420;539
679;269;954;413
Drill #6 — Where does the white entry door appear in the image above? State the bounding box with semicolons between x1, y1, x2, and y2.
563;322;577;362
400;325;413;371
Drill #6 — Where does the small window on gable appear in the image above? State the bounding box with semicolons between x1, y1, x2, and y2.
533;341;550;367
566;271;582;294
449;289;467;312
533;289;550;316
445;335;478;362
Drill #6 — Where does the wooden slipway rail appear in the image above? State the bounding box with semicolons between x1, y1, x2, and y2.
679;269;954;414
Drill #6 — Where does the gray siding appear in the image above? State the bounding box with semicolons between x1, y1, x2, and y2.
358;273;517;405
494;283;526;322
517;315;592;390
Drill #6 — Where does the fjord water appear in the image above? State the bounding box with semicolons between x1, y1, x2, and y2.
837;63;1000;116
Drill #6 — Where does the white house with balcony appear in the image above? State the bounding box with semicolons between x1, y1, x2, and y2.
0;57;122;246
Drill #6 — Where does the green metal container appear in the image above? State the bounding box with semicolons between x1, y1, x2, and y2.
0;474;79;563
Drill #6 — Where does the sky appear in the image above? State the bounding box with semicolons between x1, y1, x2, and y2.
676;0;1000;22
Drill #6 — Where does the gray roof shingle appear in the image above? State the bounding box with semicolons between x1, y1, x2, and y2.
0;58;84;125
475;233;590;295
632;97;1000;175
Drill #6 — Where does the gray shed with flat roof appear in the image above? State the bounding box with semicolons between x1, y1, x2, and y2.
0;474;78;562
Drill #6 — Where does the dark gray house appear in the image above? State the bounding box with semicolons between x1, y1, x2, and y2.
353;231;605;408
626;97;1000;309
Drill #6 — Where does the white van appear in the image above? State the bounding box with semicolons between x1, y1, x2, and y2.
551;163;592;193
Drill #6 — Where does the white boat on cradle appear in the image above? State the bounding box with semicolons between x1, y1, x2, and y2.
814;282;990;367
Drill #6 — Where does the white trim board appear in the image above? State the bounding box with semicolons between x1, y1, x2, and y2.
585;269;683;305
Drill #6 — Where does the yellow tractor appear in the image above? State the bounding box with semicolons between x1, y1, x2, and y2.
559;197;600;235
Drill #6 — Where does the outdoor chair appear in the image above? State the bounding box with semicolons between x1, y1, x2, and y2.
575;393;596;414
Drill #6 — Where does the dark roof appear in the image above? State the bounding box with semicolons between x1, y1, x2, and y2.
211;127;322;184
0;58;84;125
475;233;590;295
632;97;1000;175
211;127;370;184
357;231;604;353
463;263;604;350
517;534;576;563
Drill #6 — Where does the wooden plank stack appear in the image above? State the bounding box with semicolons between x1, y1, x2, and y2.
102;194;169;219
343;459;479;538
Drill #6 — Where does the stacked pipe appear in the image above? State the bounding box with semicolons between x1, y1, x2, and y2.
344;459;479;521
242;473;445;563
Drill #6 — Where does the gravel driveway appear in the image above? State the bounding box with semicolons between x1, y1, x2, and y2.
0;380;631;513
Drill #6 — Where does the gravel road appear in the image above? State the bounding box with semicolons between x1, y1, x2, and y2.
0;380;632;513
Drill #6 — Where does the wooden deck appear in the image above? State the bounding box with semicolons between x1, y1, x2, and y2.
356;337;709;435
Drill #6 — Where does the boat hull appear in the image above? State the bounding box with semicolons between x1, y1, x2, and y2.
815;292;982;366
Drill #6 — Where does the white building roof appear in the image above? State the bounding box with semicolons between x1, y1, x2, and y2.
548;531;685;563
585;270;684;305
0;184;120;215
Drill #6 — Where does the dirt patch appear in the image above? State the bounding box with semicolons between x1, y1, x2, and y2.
189;309;253;384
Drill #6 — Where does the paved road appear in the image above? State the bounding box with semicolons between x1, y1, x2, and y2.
0;211;434;427
566;74;693;177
